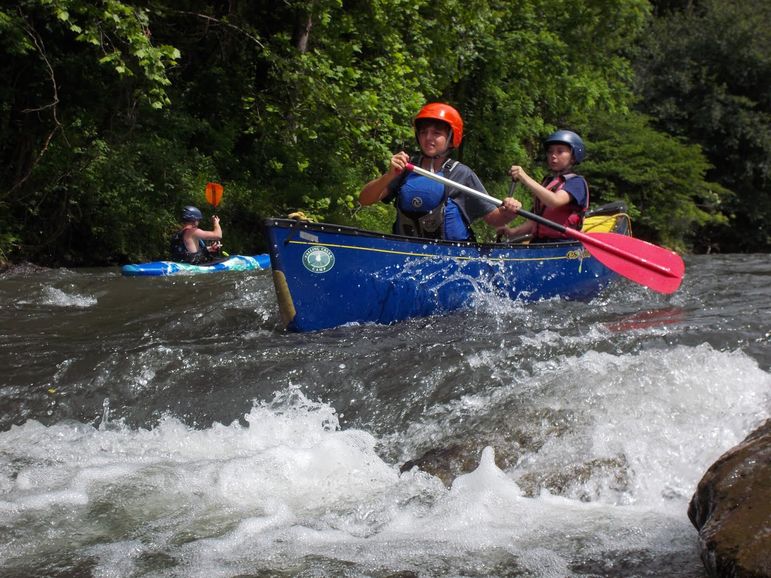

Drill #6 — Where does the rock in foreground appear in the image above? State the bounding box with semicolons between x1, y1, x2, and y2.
688;419;771;577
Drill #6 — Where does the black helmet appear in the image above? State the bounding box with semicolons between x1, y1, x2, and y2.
544;130;585;164
181;206;203;222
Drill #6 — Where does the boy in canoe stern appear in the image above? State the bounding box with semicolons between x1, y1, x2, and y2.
359;102;519;241
498;129;590;240
170;206;223;264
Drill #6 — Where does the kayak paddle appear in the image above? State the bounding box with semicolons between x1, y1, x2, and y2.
204;181;228;257
205;182;223;210
404;162;685;294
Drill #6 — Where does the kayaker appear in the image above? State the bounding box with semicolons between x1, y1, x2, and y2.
170;206;223;264
498;130;589;241
358;102;519;241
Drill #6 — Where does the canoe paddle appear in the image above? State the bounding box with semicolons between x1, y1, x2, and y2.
404;162;685;294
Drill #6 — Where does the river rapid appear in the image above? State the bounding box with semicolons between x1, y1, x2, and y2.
1;254;769;577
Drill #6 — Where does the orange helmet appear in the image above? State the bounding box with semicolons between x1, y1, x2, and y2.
414;103;464;149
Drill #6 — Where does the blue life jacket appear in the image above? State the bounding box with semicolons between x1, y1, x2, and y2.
393;158;471;240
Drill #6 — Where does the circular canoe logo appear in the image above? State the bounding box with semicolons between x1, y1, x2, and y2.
302;246;335;273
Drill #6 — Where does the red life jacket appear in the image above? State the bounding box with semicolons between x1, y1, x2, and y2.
533;173;589;239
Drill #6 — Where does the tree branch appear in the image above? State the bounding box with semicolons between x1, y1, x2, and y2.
7;13;64;197
172;10;265;49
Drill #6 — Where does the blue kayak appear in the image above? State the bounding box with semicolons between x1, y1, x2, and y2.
121;254;271;277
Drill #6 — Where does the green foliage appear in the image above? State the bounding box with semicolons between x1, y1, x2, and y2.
581;111;730;251
633;0;771;251
349;202;396;233
4;114;216;264
0;0;766;265
454;0;651;183
40;0;180;108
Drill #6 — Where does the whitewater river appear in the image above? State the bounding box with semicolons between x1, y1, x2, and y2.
1;254;769;577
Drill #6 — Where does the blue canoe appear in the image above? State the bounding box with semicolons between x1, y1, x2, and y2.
121;254;270;277
264;206;631;332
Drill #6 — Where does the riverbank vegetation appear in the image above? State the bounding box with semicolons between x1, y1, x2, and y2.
1;0;768;265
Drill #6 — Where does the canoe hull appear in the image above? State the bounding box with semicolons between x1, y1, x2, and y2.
121;254;270;277
265;218;629;332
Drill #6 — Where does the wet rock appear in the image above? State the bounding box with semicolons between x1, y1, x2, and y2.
688;419;771;578
400;442;516;487
516;455;632;501
399;407;578;488
400;441;632;500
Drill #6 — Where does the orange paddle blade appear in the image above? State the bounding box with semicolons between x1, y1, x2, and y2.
205;182;223;208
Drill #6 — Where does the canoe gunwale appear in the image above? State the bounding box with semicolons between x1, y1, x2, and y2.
263;217;585;253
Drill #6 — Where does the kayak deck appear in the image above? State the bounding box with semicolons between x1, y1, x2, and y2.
121;254;270;277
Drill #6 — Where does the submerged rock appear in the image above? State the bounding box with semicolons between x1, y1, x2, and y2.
400;441;632;501
400;442;515;487
688;419;771;578
398;407;580;489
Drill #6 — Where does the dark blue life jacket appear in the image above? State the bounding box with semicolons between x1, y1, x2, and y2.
170;229;211;264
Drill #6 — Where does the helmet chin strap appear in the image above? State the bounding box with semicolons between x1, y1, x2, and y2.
417;127;453;172
427;153;448;173
427;142;452;172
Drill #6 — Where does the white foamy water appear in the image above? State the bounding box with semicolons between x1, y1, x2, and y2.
18;286;98;308
1;344;768;577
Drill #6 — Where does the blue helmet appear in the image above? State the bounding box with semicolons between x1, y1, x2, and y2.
544;130;585;164
181;206;203;222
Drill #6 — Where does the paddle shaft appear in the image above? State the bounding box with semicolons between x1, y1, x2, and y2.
404;162;680;280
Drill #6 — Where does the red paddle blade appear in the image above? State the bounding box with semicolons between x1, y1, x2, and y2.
205;182;223;208
565;230;685;294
